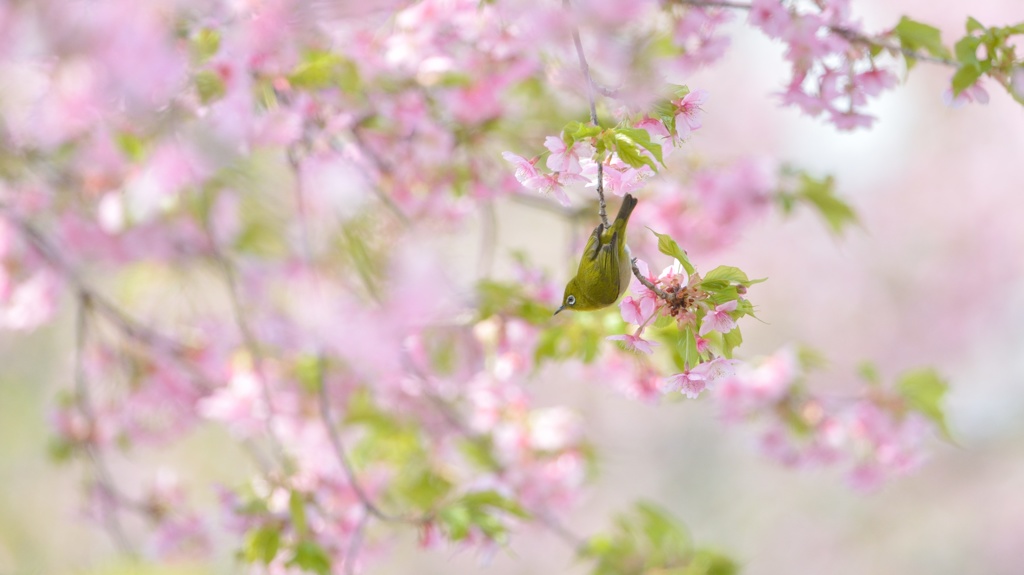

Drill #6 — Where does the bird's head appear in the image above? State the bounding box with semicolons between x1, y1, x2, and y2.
555;278;582;315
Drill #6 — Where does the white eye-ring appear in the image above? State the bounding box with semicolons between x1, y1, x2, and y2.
567;295;576;306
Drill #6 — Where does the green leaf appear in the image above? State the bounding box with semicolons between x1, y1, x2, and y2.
287;540;331;575
579;501;712;575
796;173;858;235
289;491;308;538
706;286;739;306
459;437;501;471
796;346;828;371
965;16;986;34
459;490;530;519
954;36;981;65
293;355;323;393
703;266;766;289
243;526;281;566
648;228;695;275
438;504;473;541
191;28;221;62
617;127;665;167
115;132;146;162
438;490;531;543
47;437;75;462
857;361;881;385
897;368;952;440
194;70;226;103
703;266;748;284
288;51;360;92
721;328;742;359
894;16;951;59
613;132;657;172
569;122;603;142
951;64;983;95
398;469;453;510
679;327;699;369
635;501;690;554
689;549;740;575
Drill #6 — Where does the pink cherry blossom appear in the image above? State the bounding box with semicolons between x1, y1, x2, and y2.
855;69;898;97
715;347;798;420
591;163;651;197
699;299;738;336
607;333;658;355
634;116;671;142
672;8;732;73
942;83;991;108
749;0;791;38
673;89;708;139
1012;68;1024;99
544;135;592;174
619;294;657;326
0;269;60;331
666;357;738;399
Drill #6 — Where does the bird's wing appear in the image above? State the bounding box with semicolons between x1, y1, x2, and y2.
577;227;621;306
581;224;604;262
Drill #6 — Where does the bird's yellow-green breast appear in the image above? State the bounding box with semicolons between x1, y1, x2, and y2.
556;194;638;314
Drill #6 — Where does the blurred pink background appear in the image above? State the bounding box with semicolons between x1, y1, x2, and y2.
2;1;1023;574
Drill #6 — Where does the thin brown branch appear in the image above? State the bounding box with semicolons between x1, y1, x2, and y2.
630;257;676;303
8;214;193;356
399;349;593;552
344;511;371;575
538;512;589;554
565;0;609;228
205;231;289;470
73;295;135;557
314;359;423;525
344;128;412;226
676;0;959;66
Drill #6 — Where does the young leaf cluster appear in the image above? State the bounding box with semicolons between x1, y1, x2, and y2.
580;502;736;575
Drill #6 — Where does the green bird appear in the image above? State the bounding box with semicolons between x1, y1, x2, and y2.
555;193;638;314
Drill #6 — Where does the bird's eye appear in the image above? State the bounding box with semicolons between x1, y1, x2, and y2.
567;295;576;306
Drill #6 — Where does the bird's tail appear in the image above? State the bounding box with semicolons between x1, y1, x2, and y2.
615;194;638;224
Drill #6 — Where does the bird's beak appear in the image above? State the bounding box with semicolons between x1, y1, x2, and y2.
553;305;565;316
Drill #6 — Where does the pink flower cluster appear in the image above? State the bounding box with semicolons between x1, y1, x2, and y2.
611;260;741;400
635;157;776;256
505;89;710;204
670;7;733;74
748;0;899;130
503;135;592;206
715;348;935;490
0;217;60;331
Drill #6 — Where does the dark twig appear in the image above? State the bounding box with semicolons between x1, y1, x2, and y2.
630;257;677;303
565;0;609;228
